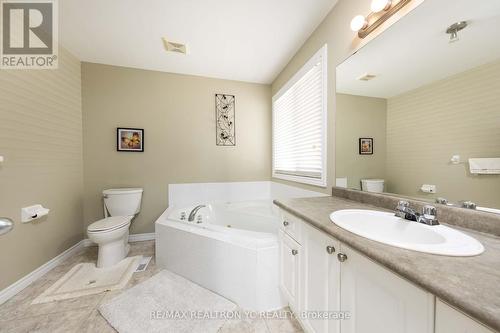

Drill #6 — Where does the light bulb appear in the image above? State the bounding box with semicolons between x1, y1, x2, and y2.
350;15;367;32
371;0;392;13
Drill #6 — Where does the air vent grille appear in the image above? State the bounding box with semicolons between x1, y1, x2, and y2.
357;73;377;81
162;38;188;54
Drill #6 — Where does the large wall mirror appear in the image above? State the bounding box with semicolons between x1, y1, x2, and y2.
336;0;500;213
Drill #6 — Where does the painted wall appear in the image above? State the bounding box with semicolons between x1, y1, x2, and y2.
386;60;500;208
336;93;387;189
271;0;424;193
81;63;272;234
0;48;83;290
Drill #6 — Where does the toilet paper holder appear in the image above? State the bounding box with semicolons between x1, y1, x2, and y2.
21;205;50;223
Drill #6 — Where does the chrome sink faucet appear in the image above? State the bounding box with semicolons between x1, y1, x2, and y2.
395;201;439;226
188;204;206;222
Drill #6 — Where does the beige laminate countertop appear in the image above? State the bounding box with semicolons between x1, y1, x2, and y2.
274;196;500;332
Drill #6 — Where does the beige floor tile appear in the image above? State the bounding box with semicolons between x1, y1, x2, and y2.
78;309;116;333
128;240;155;257
1;292;105;322
0;307;93;333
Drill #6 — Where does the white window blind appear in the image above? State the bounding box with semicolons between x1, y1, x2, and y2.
272;45;327;187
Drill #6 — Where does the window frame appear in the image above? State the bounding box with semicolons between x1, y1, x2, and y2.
272;44;328;187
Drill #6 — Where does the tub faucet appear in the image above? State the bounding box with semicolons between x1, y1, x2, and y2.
188;205;206;222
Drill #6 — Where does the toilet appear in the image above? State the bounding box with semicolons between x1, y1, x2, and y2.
361;179;385;193
87;188;143;268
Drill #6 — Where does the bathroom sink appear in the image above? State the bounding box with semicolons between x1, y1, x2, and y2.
330;209;484;256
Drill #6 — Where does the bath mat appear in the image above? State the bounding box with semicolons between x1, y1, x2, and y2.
99;270;237;333
32;256;142;304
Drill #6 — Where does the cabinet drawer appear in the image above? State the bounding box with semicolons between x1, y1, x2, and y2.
280;210;303;244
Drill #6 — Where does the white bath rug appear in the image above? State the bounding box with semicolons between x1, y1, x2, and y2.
99;270;237;333
32;256;142;304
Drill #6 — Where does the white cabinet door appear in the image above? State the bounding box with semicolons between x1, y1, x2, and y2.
435;299;495;333
279;230;301;311
339;245;434;333
301;224;341;333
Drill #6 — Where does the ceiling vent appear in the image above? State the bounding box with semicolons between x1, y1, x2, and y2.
162;38;188;54
357;73;377;81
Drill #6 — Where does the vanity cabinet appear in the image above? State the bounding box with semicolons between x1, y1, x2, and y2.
435;299;494;333
278;209;435;333
339;244;434;333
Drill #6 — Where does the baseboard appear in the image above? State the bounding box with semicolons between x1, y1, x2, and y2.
82;232;156;247
0;240;85;305
129;232;156;242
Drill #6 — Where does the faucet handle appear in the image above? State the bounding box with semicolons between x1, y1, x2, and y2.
422;205;437;218
396;200;409;209
435;197;448;205
461;201;477;210
421;205;439;225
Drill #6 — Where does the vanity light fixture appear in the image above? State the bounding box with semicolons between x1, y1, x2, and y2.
351;0;412;38
371;0;392;13
350;15;368;32
446;21;467;43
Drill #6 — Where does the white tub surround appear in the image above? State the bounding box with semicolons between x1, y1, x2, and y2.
167;181;325;207
156;181;325;311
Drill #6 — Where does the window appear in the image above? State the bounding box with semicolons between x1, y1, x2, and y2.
272;45;327;187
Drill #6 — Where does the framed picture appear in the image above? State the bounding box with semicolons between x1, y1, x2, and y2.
359;138;373;155
215;94;235;146
117;128;144;152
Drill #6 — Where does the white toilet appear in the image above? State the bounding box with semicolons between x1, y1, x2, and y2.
87;188;143;268
361;179;385;193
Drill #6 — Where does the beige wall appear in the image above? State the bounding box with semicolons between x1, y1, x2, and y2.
336;93;387;189
82;63;271;234
0;48;83;290
386;60;500;208
271;0;423;193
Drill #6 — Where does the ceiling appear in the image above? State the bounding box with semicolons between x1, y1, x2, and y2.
60;0;338;84
336;0;500;98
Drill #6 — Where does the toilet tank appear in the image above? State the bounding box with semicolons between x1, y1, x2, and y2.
361;179;385;193
103;188;143;217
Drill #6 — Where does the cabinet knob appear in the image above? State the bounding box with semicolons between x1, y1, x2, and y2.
283;221;289;227
337;253;347;262
326;245;336;254
291;249;298;256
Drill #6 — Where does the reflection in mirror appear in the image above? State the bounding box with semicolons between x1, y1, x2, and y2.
335;0;500;213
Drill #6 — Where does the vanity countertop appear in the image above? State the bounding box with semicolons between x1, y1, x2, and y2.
274;195;500;332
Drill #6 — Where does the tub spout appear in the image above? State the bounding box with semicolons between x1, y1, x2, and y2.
188;205;206;222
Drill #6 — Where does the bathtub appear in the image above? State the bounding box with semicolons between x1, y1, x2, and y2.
155;200;286;311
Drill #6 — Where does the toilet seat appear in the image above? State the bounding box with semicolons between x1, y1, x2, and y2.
88;216;132;233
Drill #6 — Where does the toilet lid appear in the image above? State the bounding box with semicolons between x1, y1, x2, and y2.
88;216;131;232
361;179;384;183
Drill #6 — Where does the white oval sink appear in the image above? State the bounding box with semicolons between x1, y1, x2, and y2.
330;209;484;256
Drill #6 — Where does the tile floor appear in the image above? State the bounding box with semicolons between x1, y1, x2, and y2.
0;241;303;333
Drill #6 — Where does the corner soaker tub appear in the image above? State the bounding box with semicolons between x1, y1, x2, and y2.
155;200;286;311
